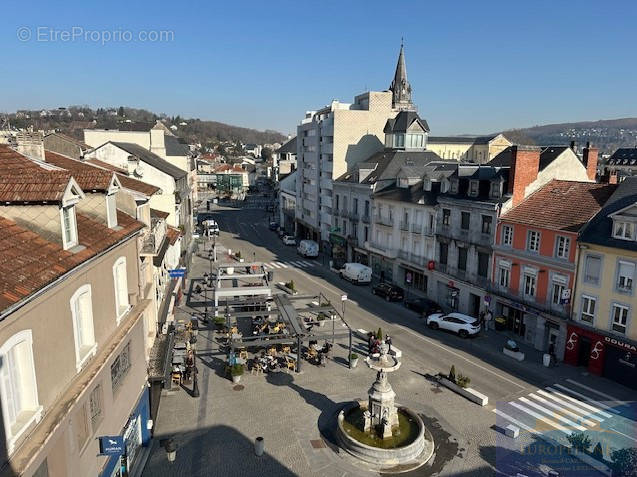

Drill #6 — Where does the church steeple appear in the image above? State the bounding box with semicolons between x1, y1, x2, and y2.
389;40;416;111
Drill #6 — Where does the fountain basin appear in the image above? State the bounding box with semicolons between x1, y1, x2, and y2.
336;401;430;468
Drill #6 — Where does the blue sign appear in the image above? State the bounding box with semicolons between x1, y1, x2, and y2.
169;268;186;277
99;435;125;456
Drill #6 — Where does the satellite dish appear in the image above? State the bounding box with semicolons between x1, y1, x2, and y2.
134;165;144;177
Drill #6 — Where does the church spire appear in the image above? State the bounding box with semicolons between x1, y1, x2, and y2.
389;40;416;111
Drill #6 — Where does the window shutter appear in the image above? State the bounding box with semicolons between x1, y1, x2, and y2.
1;352;17;425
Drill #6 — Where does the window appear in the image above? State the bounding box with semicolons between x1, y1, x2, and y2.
461;212;470;230
61;205;78;249
490;181;501;198
551;282;565;305
0;330;42;454
394;134;405;148
499;266;510;288
364;226;368;242
113;257;129;323
502;225;513;247
477;252;489;278
469;180;479;196
613;221;635;240
364;201;370;217
442;209;450;226
450;180;459;194
457;247;467;271
527;230;540;252
106;193;118;228
335;195;339;211
74;404;90;450
617;261;635;292
342;220;346;235
555;236;570;259
439;242;448;265
581;295;596;323
406;133;424;149
611;304;629;334
353;198;358;215
70;285;97;371
523;273;537;297
584;255;601;285
111;342;131;393
89;384;103;430
481;215;492;234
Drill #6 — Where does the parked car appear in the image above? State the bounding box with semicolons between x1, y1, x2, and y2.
426;312;481;338
277;228;286;238
371;283;404;301
269;221;279;231
339;263;372;284
404;297;442;316
282;235;296;246
297;239;319;258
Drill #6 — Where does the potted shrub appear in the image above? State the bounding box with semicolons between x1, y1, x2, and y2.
286;280;295;292
317;312;326;327
349;353;359;368
448;365;456;383
230;363;244;383
214;316;226;331
376;328;383;341
456;373;471;388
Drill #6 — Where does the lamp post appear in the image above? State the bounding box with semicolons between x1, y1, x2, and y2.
203;272;209;324
208;249;214;277
191;346;200;398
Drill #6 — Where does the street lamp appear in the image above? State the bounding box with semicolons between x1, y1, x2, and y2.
190;337;200;398
208;249;214;277
203;272;209;324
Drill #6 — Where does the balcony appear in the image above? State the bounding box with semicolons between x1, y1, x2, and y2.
488;283;570;319
374;215;394;227
398;251;427;267
410;223;423;234
399;221;409;232
367;241;398;258
349;210;359;221
435;224;493;248
361;214;371;224
321;143;333;154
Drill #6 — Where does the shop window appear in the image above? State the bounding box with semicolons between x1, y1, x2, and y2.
581;295;596;323
617;260;635;292
526;230;540;253
555;235;570;259
461;212;470;230
457;247;467;271
442;209;450;226
481;215;492;234
111;342;131;393
611;304;629;334
584;255;601;285
502;225;513;247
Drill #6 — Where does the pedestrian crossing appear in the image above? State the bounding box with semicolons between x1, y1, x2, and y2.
262;260;317;270
492;379;623;438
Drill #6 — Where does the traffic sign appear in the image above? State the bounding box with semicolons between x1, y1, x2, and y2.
341;294;348;301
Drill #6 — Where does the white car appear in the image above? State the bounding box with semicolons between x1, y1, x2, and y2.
426;312;481;338
282;235;296;246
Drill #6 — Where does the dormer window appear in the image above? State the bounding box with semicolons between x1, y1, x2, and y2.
61;205;78;249
423;179;432;191
469;180;479;197
441;179;450;193
613;221;635;240
450;179;459;194
398;178;409;188
106;193;118;228
393;134;405;148
406;133;425;149
490;181;502;198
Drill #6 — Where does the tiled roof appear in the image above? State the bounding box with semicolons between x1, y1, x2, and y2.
151;208;170;220
0;211;144;313
85;159;160;196
0;172;73;203
214;164;245;173
44;151;114;191
166;226;182;246
501;180;617;232
0;144;47;174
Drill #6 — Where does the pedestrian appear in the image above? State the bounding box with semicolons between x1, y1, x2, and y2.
385;334;392;353
479;311;485;330
548;342;557;367
367;332;374;354
484;310;493;331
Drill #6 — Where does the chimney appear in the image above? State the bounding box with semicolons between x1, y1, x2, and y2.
569;140;576;152
15;132;45;161
583;141;598;181
508;145;541;207
609;170;618;184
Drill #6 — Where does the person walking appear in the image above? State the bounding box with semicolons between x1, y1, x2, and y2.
385;334;392;353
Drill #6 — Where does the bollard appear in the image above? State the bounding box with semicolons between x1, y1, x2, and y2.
254;436;264;456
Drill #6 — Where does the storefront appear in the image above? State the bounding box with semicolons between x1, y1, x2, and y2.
329;233;347;269
353;247;369;266
563;324;637;390
436;280;459;311
399;265;428;297
370;253;393;283
100;388;152;477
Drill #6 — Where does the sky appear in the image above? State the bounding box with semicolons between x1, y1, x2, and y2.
1;0;636;136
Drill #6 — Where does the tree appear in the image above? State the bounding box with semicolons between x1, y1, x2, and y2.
117;106;125;117
376;328;383;340
261;147;273;161
567;432;591;452
610;448;637;477
448;365;456;383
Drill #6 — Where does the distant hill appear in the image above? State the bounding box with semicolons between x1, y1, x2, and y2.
502;118;637;154
1;105;287;147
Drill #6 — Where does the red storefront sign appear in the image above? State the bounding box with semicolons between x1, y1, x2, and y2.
563;324;605;376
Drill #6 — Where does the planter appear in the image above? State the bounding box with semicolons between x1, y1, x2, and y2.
503;348;525;361
276;282;297;295
543;353;551;367
438;377;488;406
318;319;326;327
231;374;241;384
226;266;235;275
350;358;359;368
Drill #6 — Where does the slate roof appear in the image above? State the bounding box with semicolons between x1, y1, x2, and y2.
109;142;187;179
607;147;637;165
383;111;430;133
374;181;439;206
439;165;510;204
164;135;190;157
0;210;144;313
85;159;161;197
429;135;498;145
277;137;297;155
44;151;114;192
502;180;617;232
488;145;573;171
579;176;637;251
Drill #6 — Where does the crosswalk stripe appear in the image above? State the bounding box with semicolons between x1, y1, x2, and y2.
536;390;605;422
492;409;540;435
300;261;315;267
519;397;587;431
290;261;306;268
528;393;597;427
509;402;571;435
276;262;288;268
552;384;619;416
566;379;630;406
269;262;282;268
545;387;613;419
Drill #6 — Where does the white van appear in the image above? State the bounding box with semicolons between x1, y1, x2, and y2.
297;240;319;258
340;263;372;284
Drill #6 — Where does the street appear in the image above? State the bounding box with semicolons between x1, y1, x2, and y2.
143;199;636;477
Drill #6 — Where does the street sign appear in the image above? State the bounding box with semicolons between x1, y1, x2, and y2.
405;272;412;284
341;294;347;301
99;436;125;456
169;268;186;277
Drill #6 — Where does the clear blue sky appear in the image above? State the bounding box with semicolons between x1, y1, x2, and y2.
1;0;635;136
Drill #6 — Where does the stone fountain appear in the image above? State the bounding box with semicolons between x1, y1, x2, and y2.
335;342;433;470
